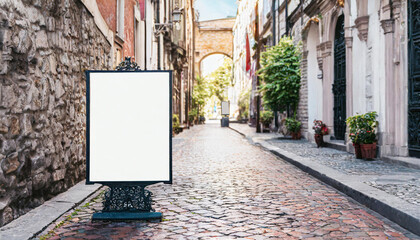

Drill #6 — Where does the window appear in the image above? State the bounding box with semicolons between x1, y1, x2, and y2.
117;0;125;40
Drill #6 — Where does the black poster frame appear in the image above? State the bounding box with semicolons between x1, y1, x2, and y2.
85;70;173;186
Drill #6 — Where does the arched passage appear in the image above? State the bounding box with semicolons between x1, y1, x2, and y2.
199;52;232;77
194;17;235;77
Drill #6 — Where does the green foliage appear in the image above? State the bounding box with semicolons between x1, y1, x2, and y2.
238;88;251;120
285;118;302;133
207;58;232;102
346;112;378;144
173;114;181;133
189;109;198;123
192;76;210;116
241;110;249;120
261;111;274;126
258;36;302;114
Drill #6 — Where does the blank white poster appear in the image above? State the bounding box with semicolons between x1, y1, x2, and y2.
87;71;171;183
221;101;230;115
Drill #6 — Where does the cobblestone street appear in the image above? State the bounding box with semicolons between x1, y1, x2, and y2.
38;123;417;239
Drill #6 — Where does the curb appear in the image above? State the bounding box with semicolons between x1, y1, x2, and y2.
228;126;420;237
0;181;103;240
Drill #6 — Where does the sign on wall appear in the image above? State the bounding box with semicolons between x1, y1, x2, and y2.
221;101;230;116
86;71;172;185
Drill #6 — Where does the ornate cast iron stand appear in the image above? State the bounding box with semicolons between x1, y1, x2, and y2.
92;57;162;221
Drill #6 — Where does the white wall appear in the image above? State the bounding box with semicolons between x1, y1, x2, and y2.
307;23;323;139
351;31;367;115
367;0;386;131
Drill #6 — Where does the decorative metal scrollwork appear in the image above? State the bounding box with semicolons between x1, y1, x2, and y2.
102;186;153;212
115;57;142;71
408;0;420;157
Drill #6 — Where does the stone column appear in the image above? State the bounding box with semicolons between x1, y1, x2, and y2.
381;16;395;156
344;0;353;150
391;0;408;156
380;0;407;157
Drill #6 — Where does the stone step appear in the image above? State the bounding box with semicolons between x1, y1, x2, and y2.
325;140;347;151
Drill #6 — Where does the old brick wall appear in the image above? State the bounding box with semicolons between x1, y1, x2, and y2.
194;18;235;77
0;0;112;226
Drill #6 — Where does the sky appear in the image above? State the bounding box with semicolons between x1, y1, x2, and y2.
195;0;237;21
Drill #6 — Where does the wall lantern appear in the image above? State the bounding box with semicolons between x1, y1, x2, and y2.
154;8;183;36
172;8;183;23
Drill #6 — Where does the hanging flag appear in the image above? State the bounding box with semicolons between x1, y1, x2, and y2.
246;33;251;72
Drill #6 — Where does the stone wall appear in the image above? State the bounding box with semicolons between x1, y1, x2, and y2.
0;0;112;226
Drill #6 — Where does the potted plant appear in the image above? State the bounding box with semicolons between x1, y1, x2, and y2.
285;118;302;140
188;109;198;126
312;120;329;148
260;111;274;132
172;114;181;135
358;112;378;159
346;112;378;159
347;114;362;159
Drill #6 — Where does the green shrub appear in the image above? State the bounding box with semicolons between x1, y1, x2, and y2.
285;118;301;133
173;114;181;133
346;112;378;144
238;88;251;120
189;109;198;123
261;111;274;126
241;110;249;120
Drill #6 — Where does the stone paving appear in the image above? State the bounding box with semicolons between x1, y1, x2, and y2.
36;123;418;239
230;123;420;207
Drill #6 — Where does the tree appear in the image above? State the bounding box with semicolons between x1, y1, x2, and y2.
258;36;301;117
237;87;251;120
207;58;232;102
192;76;210;116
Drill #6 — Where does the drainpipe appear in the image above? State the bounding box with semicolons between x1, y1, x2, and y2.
157;0;161;70
272;0;276;45
144;0;147;70
272;0;279;130
285;0;289;36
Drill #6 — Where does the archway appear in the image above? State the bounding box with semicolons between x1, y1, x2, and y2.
199;52;232;77
194;17;235;77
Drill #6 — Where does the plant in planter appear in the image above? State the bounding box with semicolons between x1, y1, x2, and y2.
260;111;274;131
285;118;302;140
347;114;362;158
188;109;198;126
173;114;181;135
358;112;378;159
312;120;329;148
346;112;378;159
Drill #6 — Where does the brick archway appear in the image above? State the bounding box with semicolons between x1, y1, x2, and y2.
194;17;235;77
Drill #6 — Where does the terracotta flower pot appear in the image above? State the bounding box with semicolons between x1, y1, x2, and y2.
291;132;301;140
353;143;362;159
314;134;324;148
361;143;377;159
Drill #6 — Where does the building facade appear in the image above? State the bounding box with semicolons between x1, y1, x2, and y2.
234;0;420;160
0;0;195;226
272;0;419;159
